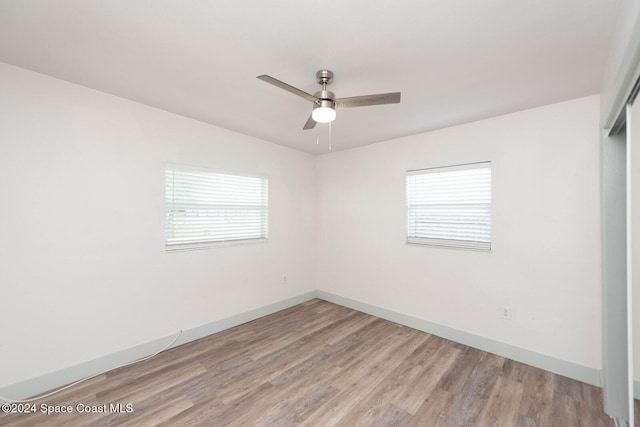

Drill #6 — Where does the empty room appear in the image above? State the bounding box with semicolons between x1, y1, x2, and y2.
1;1;640;426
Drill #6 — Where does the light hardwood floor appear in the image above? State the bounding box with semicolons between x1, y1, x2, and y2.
1;299;613;426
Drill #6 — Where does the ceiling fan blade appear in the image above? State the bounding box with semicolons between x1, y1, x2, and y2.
335;92;401;109
303;114;317;130
257;74;318;103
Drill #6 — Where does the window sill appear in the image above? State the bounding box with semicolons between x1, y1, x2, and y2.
166;238;268;252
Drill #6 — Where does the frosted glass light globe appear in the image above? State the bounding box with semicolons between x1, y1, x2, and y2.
312;106;336;123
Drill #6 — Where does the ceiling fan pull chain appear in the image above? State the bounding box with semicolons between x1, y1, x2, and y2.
329;121;332;151
316;135;319;145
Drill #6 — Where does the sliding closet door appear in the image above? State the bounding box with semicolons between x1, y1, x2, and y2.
630;96;640;425
602;127;629;421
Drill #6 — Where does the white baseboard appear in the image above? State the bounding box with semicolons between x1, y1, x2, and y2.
317;290;601;387
0;291;318;403
1;289;602;403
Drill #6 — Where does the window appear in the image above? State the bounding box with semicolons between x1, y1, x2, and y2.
406;162;491;251
165;164;268;250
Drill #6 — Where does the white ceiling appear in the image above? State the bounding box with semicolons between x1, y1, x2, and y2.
0;1;622;154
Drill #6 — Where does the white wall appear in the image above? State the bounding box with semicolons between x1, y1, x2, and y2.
0;62;316;388
316;95;602;370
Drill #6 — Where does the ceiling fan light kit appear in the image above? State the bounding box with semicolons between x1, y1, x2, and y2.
312;104;336;123
257;69;401;130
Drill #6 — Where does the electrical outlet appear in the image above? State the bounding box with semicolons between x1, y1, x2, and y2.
282;275;287;284
501;306;512;321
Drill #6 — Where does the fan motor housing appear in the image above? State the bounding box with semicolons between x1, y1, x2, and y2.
314;90;336;107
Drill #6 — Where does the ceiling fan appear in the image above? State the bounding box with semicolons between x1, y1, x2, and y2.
257;70;401;130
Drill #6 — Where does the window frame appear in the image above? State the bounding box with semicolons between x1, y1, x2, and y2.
406;161;492;252
164;163;269;251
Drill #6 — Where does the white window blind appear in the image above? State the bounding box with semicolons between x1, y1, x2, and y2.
165;165;268;250
406;162;491;251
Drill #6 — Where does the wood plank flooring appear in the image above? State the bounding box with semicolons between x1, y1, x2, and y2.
0;299;613;426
